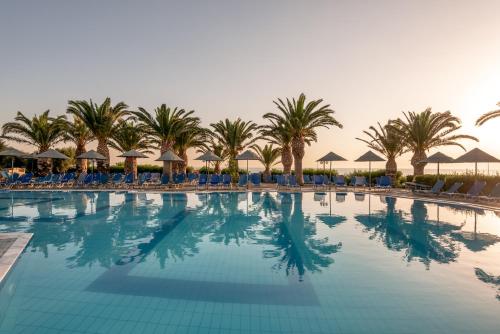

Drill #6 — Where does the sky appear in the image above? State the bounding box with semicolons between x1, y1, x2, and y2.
1;0;500;173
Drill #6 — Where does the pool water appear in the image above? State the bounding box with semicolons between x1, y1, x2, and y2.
0;191;499;333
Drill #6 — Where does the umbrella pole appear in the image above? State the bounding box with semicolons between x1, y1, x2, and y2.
206;160;209;190
246;160;249;190
369;161;372;191
475;161;478;178
329;162;332;187
437;162;440;180
11;157;14;177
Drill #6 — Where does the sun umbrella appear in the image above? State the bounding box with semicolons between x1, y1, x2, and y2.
236;150;259;189
317;151;347;186
34;149;70;174
0;148;27;176
419;151;454;179
195;151;222;181
354;151;385;189
453;148;500;176
35;149;69;160
119;150;148;180
76;150;106;174
156;150;183;183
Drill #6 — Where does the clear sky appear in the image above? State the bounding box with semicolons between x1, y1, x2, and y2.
1;0;500;172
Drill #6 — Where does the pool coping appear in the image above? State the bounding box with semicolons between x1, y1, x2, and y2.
0;233;33;284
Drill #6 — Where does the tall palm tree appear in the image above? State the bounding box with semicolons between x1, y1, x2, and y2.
356;121;406;180
260;120;293;174
390;108;477;175
209;118;260;177
476;101;500;126
2;110;66;174
253;144;280;180
133;104;199;176
173;125;208;174
263;93;342;185
109;120;153;177
67;98;128;172
64;118;93;173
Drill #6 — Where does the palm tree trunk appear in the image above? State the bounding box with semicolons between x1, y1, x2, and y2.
214;161;221;174
263;166;271;181
229;155;238;179
124;157;137;179
179;151;188;174
37;157;52;176
385;157;397;184
411;150;427;176
161;140;174;178
291;136;305;185
281;145;293;174
96;138;110;172
75;143;87;173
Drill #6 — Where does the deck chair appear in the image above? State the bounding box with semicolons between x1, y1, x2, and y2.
479;183;500;202
237;174;248;188
461;180;487;199
276;175;288;189
222;174;232;188
441;182;463;197
250;173;261;187
417;179;445;195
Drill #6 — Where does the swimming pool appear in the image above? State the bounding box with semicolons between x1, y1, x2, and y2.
0;191;499;333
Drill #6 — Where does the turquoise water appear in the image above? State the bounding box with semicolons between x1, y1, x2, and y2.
0;191;499;334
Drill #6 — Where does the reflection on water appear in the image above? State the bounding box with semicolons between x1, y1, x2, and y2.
355;197;462;267
1;191;500;300
0;191;345;281
475;268;500;300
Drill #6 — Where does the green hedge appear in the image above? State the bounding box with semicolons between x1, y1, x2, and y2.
414;173;500;194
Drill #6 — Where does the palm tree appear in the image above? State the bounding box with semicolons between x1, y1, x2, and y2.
253;144;280;180
2;110;66;174
260;121;293;174
390;108;478;175
173;125;208;174
133;104;199;176
209;118;260;178
356;121;406;180
64;118;93;173
109;120;153;177
263;93;342;185
67;98;128;172
476;101;500;126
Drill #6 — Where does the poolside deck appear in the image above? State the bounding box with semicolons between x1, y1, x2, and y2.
0;233;32;284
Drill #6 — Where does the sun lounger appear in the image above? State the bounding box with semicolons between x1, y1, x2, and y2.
478;183;500;202
237;174;248;189
460;180;487;199
276;175;288;189
313;175;326;189
375;176;392;190
288;175;300;189
416;179;445;195
222;174;232;188
196;174;208;189
250;173;261;187
335;175;346;188
209;174;221;188
353;176;367;189
441;182;463;197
